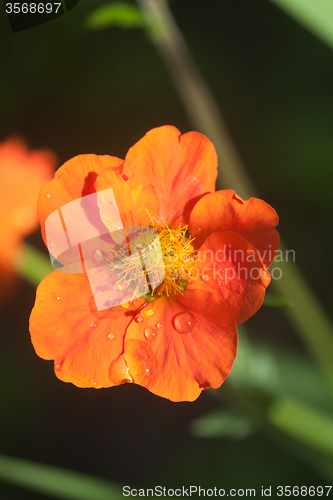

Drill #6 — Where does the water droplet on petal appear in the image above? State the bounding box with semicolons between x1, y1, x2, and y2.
124;340;157;389
135;316;144;323
45;192;51;199
156;323;162;329
51;292;62;300
201;274;210;281
144;326;156;340
144;309;154;317
54;363;62;371
90;322;97;328
173;312;196;333
109;356;133;384
49;240;58;248
93;249;105;262
107;332;115;340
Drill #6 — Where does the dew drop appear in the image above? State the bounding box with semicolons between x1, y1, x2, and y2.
156;322;162;329
51;292;62;300
54;362;62;371
173;312;196;333
49;240;58;248
135;316;144;323
144;309;154;317
201;274;210;281
144;326;156;340
89;322;97;328
93;249;105;262
125;340;157;389
107;332;115;340
109;356;133;384
45;192;51;199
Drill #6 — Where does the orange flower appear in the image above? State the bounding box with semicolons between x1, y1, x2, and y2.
0;138;56;304
29;126;279;402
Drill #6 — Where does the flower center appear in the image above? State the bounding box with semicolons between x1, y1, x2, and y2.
108;223;195;302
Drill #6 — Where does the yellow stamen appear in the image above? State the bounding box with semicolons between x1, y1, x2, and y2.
155;223;195;297
108;223;196;302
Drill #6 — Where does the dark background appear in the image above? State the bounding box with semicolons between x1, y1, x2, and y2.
1;0;332;497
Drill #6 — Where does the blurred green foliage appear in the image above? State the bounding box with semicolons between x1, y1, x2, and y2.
270;0;333;50
0;454;123;500
85;3;144;30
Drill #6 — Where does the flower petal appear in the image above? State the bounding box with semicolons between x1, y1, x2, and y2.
95;169;159;228
123;290;237;402
29;271;141;388
189;190;279;266
122;126;217;225
0;138;55;253
38;154;123;246
190;231;271;325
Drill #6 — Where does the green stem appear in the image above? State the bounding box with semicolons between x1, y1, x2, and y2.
0;454;123;500
137;0;333;388
137;0;255;197
13;243;53;287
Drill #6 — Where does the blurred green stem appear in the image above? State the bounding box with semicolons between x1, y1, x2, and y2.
137;0;333;388
137;0;255;197
14;243;53;286
0;454;123;500
270;0;333;51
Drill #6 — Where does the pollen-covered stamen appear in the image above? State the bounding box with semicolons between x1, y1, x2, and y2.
156;223;195;297
108;223;196;301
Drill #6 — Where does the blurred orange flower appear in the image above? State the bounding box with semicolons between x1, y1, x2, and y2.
0;138;56;303
29;126;279;402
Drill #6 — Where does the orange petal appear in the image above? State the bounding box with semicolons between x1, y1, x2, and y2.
189;190;279;267
190;231;271;325
95;169;159;228
0;137;55;254
123;290;237;402
29;271;142;388
38;154;123;246
122;126;217;225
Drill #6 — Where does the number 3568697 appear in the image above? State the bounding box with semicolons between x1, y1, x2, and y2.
5;3;62;14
